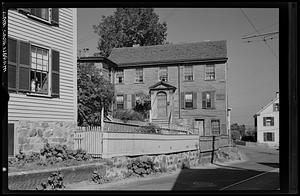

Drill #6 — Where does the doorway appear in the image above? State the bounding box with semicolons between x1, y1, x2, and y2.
157;92;167;117
195;119;205;136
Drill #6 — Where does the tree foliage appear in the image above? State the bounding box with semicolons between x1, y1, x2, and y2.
77;62;114;126
93;8;168;57
230;123;246;140
133;93;151;119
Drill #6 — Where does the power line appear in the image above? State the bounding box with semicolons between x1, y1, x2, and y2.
240;8;278;60
243;22;278;37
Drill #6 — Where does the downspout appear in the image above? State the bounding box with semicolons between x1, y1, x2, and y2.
178;64;181;119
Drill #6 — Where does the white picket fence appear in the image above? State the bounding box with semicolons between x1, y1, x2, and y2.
74;126;103;158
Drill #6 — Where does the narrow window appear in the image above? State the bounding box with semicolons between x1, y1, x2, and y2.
263;132;274;142
30;8;50;21
116;95;124;109
116;69;124;84
263;117;274;126
202;91;214;109
184;92;193;109
184;65;193;81
30;46;49;95
211;119;220;135
135;68;143;83
205;64;215;80
159;66;168;82
273;103;279;112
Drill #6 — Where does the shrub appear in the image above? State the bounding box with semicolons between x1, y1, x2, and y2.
113;109;144;122
138;123;161;134
91;169;110;184
36;171;65;190
127;159;159;177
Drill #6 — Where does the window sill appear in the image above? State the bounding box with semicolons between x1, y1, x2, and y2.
27;14;58;27
183;108;195;110
205;79;216;81
134;82;144;84
183;80;194;82
115;83;125;85
26;93;53;98
202;108;216;110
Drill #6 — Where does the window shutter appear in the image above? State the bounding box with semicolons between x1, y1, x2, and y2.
273;104;275;112
8;38;17;91
131;94;136;109
193;92;197;109
123;94;127;109
263;117;266;126
18;41;30;92
51;8;59;26
271;117;274;126
17;8;31;15
211;91;215;109
202;92;206;109
51;50;60;97
8;123;15;157
180;92;185;109
263;133;267;141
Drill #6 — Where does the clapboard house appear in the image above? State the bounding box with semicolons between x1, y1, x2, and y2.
7;8;77;156
108;41;228;136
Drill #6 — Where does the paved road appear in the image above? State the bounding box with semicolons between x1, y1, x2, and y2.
66;145;279;191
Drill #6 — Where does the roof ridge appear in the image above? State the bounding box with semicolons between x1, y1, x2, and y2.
111;40;226;51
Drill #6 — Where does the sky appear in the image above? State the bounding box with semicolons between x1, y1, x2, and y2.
77;8;279;126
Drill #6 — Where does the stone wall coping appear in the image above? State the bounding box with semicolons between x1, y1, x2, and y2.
8;161;106;177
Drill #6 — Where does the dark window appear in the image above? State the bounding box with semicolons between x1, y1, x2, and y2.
30;46;49;94
211;120;220;135
263;132;274;142
263;117;274;126
116;95;124;109
184;65;193;81
202;91;215;109
205;64;215;80
273;103;279;112
7;37;60;97
116;69;124;84
185;93;193;109
30;8;50;21
8;123;15;157
135;68;143;83
159;67;168;82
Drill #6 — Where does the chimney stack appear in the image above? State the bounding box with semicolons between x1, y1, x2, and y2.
276;92;279;98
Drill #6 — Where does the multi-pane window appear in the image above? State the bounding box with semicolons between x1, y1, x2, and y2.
185;93;193;109
205;64;215;80
30;46;49;94
273;103;279;112
263;132;274;142
116;69;124;84
263;117;274;126
30;8;50;21
159;67;168;82
211;120;220;135
135;68;143;83
116;95;124;109
202;92;214;109
184;65;193;81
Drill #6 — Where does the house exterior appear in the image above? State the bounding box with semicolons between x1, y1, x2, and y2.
7;8;77;156
108;41;228;136
254;92;279;147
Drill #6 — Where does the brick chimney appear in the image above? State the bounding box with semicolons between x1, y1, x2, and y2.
276;92;279;98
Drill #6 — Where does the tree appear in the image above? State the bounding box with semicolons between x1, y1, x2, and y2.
77;62;114;126
133;93;151;119
93;8;168;57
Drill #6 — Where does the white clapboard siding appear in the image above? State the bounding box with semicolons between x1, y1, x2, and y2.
8;8;77;122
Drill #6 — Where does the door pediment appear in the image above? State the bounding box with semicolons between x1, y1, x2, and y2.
149;81;176;93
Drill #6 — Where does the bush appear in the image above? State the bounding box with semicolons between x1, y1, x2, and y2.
113;109;144;122
36;171;65;190
91;169;110;184
127;159;159;177
137;123;161;134
241;135;256;142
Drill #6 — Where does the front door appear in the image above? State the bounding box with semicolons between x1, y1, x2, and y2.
157;92;167;117
195;119;205;136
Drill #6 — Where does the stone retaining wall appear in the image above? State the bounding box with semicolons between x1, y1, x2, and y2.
16;121;76;154
8;146;243;190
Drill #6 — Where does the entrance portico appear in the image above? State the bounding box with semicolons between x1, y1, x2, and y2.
149;81;176;126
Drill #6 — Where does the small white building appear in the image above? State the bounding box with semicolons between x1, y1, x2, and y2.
254;92;279;148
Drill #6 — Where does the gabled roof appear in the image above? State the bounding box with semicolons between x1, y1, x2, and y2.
149;81;177;92
255;95;279;116
77;56;118;67
108;40;227;67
